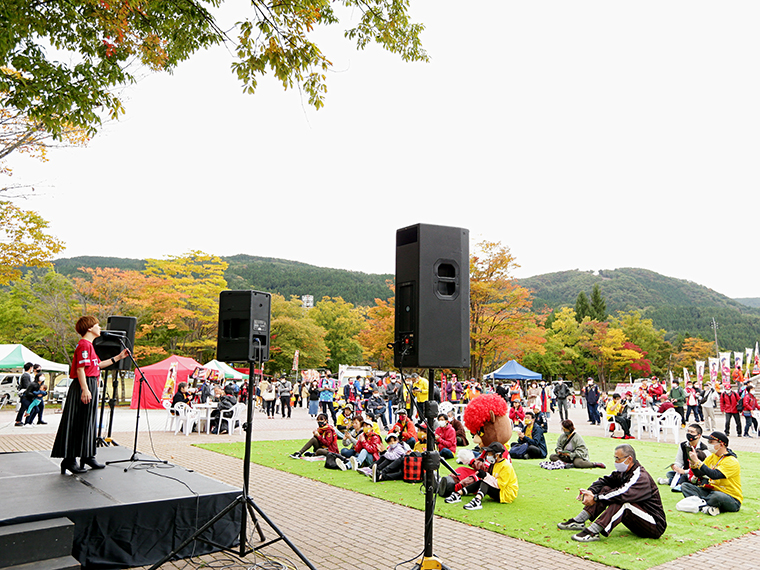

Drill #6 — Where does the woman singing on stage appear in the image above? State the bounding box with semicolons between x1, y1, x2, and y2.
52;316;129;474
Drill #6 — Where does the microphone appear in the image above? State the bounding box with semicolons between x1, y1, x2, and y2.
100;330;127;338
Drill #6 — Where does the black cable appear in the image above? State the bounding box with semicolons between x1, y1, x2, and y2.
394;548;425;570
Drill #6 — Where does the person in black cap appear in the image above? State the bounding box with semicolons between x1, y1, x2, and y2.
444;441;518;510
680;431;742;516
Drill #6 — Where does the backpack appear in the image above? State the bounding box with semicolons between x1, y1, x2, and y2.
736;393;744;412
699;388;711;405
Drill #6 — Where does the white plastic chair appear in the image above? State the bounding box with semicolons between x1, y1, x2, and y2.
657;409;681;443
602;415;622;438
163;400;177;432
173;402;199;436
219;403;245;435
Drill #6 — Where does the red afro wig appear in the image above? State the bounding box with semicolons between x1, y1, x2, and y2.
464;393;508;434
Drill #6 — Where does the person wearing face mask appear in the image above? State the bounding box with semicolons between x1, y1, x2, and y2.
741;384;758;437
434;413;457;459
444;442;518;510
348;417;383;472
656;423;708;490
680;431;742;515
289;413;338;458
557;444;666;542
550;420;606;469
509;410;547;459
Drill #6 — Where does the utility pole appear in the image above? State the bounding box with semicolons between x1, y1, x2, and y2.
711;318;719;357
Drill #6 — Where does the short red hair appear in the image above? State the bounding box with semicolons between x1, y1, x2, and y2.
464;393;508;434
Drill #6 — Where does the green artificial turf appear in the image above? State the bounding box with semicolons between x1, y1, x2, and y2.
197;435;760;570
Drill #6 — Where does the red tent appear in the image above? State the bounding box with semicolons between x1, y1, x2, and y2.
130;355;202;410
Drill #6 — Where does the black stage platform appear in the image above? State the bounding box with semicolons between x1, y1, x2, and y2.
0;446;242;569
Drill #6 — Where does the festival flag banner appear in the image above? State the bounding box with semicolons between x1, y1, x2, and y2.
754;341;760;375
669;369;674;388
720;352;732;383
696;361;705;385
292;349;299;372
734;351;744;372
161;362;178;401
708;357;719;386
746;348;754;376
683;368;691;383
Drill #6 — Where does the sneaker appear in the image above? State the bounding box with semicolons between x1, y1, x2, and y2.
349;457;358;471
557;519;585;531
302;451;315;457
657;477;670;485
37;421;48;425
445;491;462;504
14;422;23;427
372;463;378;482
337;458;347;471
572;529;600;542
594;463;606;469
289;452;302;459
624;434;635;439
701;505;720;516
463;496;482;510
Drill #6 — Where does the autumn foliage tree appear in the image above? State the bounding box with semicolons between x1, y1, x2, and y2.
358;283;395;370
266;294;328;375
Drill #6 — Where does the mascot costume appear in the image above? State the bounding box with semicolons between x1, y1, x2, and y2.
437;393;514;497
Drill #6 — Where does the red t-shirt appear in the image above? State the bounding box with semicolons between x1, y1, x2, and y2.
70;338;100;379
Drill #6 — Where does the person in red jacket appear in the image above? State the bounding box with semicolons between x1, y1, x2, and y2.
435;413;457;459
389;408;417;447
648;378;665;406
349;416;384;470
742;385;758;437
509;400;526;428
290;413;339;458
721;388;742;437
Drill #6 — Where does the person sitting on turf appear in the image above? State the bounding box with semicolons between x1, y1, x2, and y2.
509;399;525;429
448;408;469;447
444;442;518;510
657;423;708;491
550;420;606;469
341;417;364;460
509;410;547;459
336;403;354;435
372;432;411;482
680;431;742;515
389;408;417;447
557;444;667;542
289;413;338;458
348;416;384;471
434;412;457;459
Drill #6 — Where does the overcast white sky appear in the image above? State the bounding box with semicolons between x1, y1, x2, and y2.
9;1;760;298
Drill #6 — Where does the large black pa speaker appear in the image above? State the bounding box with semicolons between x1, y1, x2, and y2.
93;316;137;371
394;223;470;369
217;290;271;362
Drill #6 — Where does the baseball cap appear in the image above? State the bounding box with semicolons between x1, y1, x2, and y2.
483;442;506;454
705;432;729;446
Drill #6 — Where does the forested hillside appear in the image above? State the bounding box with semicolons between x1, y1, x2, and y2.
53;255;393;307
736;298;760;309
520;268;760;347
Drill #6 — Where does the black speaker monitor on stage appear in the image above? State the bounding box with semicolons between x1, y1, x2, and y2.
93;316;137;371
394;223;470;369
217;290;271;362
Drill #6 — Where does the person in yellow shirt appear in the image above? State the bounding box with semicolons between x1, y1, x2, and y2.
411;373;429;403
682;431;742;515
605;394;622;421
444;442;518;510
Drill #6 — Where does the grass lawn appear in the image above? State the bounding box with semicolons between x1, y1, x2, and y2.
198;434;760;570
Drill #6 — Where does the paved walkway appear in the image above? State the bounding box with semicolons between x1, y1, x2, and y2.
1;403;758;569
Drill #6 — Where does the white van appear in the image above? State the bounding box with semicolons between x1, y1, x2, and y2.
0;373;22;406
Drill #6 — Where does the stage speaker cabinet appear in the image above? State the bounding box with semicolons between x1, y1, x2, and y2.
93;316;137;371
217;290;271;363
394;223;470;369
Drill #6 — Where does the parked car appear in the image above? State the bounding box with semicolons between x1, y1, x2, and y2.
0;373;22;406
53;377;74;403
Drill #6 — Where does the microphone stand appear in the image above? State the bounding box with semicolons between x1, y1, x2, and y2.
106;336;167;471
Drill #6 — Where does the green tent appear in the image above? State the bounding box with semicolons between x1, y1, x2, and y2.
0;344;69;373
203;359;246;380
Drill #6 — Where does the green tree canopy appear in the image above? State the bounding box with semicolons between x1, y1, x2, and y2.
575;291;590;322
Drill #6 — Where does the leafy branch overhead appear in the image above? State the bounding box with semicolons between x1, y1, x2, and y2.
1;0;428;136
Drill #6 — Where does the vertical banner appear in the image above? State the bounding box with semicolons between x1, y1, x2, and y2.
440;373;448;402
669;369;674;389
683;368;691;384
161;361;178;401
708;357;719;387
720;352;732;384
754;341;760;375
746;348;754;376
696;361;705;385
292;349;299;372
734;351;744;372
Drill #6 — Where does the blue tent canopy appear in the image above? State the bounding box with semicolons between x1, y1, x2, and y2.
484;359;541;380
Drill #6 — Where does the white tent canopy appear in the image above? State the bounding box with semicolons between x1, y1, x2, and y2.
0;344;69;373
203;359;246;380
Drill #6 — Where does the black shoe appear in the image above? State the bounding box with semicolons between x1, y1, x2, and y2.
37;421;48;425
80;457;105;470
14;422;23;427
61;458;86;475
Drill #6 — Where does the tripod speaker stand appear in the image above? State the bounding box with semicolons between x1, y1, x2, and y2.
148;354;317;570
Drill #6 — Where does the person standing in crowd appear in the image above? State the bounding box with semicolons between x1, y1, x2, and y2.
741;384;758;437
260;377;276;419
701;382;719;432
319;372;338;424
14;362;34;426
300;379;310;409
52;316;128;474
23;374;48;425
584;379;601;425
684;380;702;423
720;384;742;437
555;380;571;422
681;431;742;515
278;375;292;418
387;376;401;426
307;380;320;417
453;375;464;404
557;444;666;542
538;381;552;424
669;379;686;427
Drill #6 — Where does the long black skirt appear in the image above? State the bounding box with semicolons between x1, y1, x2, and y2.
51;376;99;459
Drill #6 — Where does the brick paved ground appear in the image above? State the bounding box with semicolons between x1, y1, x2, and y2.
2;403;759;569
